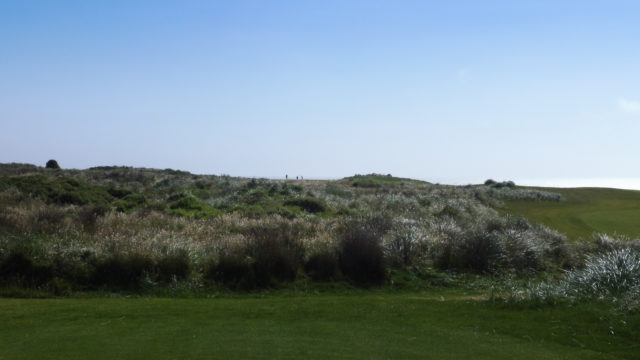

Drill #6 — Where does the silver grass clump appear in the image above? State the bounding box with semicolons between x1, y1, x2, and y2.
564;248;640;299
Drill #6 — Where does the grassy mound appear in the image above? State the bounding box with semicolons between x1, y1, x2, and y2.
500;187;640;240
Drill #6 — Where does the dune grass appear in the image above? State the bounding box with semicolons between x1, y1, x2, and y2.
1;293;638;359
501;187;640;241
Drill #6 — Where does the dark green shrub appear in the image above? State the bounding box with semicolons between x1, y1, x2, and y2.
167;195;220;218
0;175;114;206
338;217;388;286
45;159;60;169
114;193;148;213
244;223;306;284
156;251;191;282
305;251;340;281
204;254;257;290
107;186;132;198
0;251;52;286
51;251;95;287
91;253;154;289
433;232;500;273
283;197;327;213
77;204;108;229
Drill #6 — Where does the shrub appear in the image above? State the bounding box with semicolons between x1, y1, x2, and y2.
204;254;256;290
244;223;306;284
156;250;191;282
45;160;60;169
338;217;388;285
384;221;423;268
305;250;340;281
432;227;501;274
564;248;640;299
283;197;327;213
77;204;108;229
91;253;155;289
167;195;220;218
51;250;95;287
0;251;52;286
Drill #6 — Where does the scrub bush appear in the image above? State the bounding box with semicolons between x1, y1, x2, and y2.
91;253;155;289
564;248;640;299
0;251;52;286
156;250;191;282
305;250;340;281
338;217;388;285
204;254;256;290
283;197;327;213
45;159;60;169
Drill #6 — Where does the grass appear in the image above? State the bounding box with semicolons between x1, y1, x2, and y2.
1;293;638;359
342;174;431;188
501;187;640;240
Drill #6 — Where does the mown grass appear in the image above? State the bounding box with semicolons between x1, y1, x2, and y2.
1;293;638;359
501;187;640;241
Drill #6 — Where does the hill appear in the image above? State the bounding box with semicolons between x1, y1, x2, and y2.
500;187;640;241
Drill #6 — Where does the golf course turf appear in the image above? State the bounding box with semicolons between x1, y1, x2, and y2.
1;293;638;359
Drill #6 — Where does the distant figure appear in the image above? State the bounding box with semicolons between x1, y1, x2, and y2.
286;174;288;180
296;176;298;180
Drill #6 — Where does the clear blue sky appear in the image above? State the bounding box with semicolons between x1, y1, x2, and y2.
2;1;640;185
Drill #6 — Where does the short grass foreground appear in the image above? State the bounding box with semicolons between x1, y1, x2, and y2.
1;294;639;360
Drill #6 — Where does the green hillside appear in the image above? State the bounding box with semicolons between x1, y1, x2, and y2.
501;187;640;241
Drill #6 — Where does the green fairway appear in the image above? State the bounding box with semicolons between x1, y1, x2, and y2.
501;187;640;241
1;294;638;359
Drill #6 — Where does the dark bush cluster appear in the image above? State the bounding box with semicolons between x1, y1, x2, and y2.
484;179;516;188
45;159;60;169
205;222;307;289
337;216;389;285
283;197;327;213
0;248;195;292
304;251;340;281
0;251;53;287
91;253;155;289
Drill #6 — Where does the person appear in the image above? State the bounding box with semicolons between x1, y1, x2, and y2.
286;174;288;180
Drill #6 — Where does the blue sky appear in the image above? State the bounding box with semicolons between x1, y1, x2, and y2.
2;1;640;186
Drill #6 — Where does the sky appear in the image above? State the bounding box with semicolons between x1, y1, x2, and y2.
2;1;640;187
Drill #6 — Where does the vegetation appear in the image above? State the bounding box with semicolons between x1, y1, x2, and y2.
1;162;640;358
45;159;60;169
1;295;639;359
501;187;640;240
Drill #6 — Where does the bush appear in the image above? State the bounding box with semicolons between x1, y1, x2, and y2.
156;250;191;282
305;251;340;281
167;195;220;218
283;197;327;213
205;222;307;289
91;253;155;289
244;223;306;284
77;204;108;229
564;248;640;299
338;217;388;285
204;254;256;290
0;251;52;286
45;159;60;169
384;222;423;268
